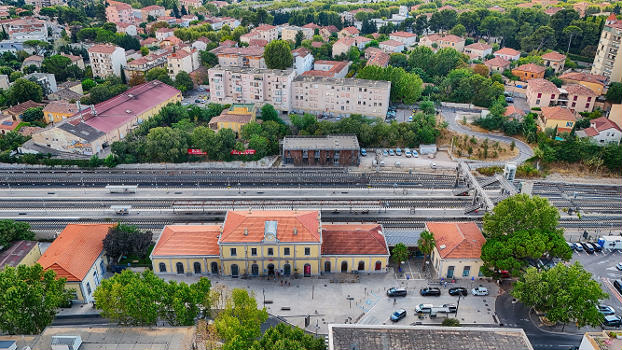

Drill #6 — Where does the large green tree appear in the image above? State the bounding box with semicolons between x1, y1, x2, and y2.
606;82;622;103
214;289;268;350
9;78;43;103
250;323;326;350
483;194;560;238
175;71;194;93
391;242;410;265
102;223;152;261
145;67;174;86
0;220;35;249
144;127;189;162
0;264;71;334
264;40;293;69
512;262;607;330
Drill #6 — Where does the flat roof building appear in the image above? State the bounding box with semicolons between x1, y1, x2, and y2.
282;135;360;167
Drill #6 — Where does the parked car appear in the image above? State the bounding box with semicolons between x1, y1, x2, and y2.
412;150;419;158
614;279;622;295
390;309;407;322
408;115;413;122
573;242;584;251
592;243;603;252
448;287;468;296
505;96;514;103
360;148;367;156
415;303;434;313
389;149;395;156
599;305;615;316
443;304;457;313
567;242;575;251
471;287;489;296
616;262;622;271
430;162;437;169
396;148;402;156
603;315;622;327
582;242;595;254
405;149;412;157
420;287;441;296
383;149;389;157
386;288;407;297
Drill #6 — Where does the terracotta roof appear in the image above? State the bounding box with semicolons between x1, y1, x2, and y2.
23;55;43;62
156;27;174;33
88;44;120;54
380;39;403;47
255;24;276;31
5;100;44;115
527;78;559;94
545;7;563;15
367;52;390;67
465;42;492;51
38;224;113;282
485;56;510;68
61;53;83;62
582;127;599;137
504;105;526;117
592;116;622;132
341;26;359;35
142;5;164;11
323;25;338;33
390;31;416;38
541;106;576;122
423;33;464;43
0;119;18;130
559;72;607;85
209;110;253;124
541;51;566;61
218;46;264;56
514;63;546;74
43;101;82;115
292;47;311;57
563;83;596;97
248;39;268;47
302;23;321;29
494;47;521;57
334;37;355;47
220;210;320;243
220;39;237;47
426;222;486;259
321;224;388;255
152;225;221;257
311;41;323;48
0;240;38;269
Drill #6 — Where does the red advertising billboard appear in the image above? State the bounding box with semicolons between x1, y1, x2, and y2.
230;149;256;155
187;148;207;155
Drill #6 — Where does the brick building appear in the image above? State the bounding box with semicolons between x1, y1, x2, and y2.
281;135;360;167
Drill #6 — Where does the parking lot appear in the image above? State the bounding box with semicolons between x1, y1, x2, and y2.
572;247;622;318
358;150;456;171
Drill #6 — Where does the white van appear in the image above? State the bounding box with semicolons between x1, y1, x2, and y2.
415;303;434;313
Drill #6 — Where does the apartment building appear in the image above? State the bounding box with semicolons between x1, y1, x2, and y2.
105;0;134;24
2;18;47;41
559;71;607;95
389;31;417;47
167;46;200;78
208;66;295;112
291;75;390;119
88;44;127;78
542;51;566;74
558;83;597;113
526;78;559;108
240;24;278;44
303;60;350;78
140;5;165;20
217;46;266;68
124;48;171;78
591;14;622;82
281;25;312;42
419;34;465;52
292;47;313;75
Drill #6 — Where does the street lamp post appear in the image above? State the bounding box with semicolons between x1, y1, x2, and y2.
456;294;461;318
262;288;265;308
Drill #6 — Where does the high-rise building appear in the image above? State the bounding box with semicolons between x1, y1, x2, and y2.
591;14;622;83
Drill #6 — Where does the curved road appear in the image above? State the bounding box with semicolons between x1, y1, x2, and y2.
441;107;534;168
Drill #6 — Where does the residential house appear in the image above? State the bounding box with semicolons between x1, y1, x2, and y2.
332;37;355;57
37;224;113;303
559;84;597;113
105;0;134;24
426;222;486;279
354;36;371;50
3;100;44;121
419;34;465;52
167;46;200;78
48;80;83;102
240;24;278;44
389;31;417;47
208;104;256;134
61;53;85;69
366;51;390;68
292;47;313;75
464;42;492;60
494;47;521;61
152;210;388;277
24;73;57;96
526;78;559;108
292;75;391;119
21;55;43;69
576;117;622;145
281;25;305;42
559;71;607;95
192;37;212;51
504;105;526;120
539;106;576;133
338;26;359;38
379;39;404;53
208;66;295;112
155;27;175;40
124;48;171;78
484;56;511;73
512;63;546;81
303;60;350;79
0;241;41;270
282;135;360;167
591;14;622;82
140;5;165;20
116;22;137;36
42;101;83;124
0;119;18;134
87;44;127;78
216;46;265;69
31;81;182;155
541;51;566;74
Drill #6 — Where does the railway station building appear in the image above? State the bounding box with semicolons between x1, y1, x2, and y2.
281;135;360;167
151;210;390;277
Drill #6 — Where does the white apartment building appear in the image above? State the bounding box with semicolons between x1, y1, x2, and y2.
87;44;127;78
292;47;313;75
167;46;200;78
591;14;622;82
208;66;295;112
389;31;417;47
291;76;391;119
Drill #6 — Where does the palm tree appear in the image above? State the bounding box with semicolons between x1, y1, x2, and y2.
417;230;436;269
533;146;544;170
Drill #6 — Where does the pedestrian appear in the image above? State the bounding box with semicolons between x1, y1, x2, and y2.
393;298;396;305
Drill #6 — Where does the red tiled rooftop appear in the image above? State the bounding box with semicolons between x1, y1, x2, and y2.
292;47;311;57
88;44;119;54
465;42;492;51
5;100;44;115
220;210;320;243
152;225;221;257
380;39;403;47
542;106;576;122
527;78;559;94
321;224;388;256
485;56;511;67
495;47;521;56
514;63;546;74
592;116;621;132
426;222;486;259
391;31;416;38
563;83;597;97
341;26;359;35
541;51;566;61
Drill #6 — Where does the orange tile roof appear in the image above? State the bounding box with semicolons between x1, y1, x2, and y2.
563;83;597;97
37;224;113;281
341;26;359;35
514;63;546;74
559;71;607;85
391;31;416;38
152;225;221;257
485;56;511;68
527;78;559;94
321;224;388;255
541;51;566;61
542;106;576;122
504;105;526;117
426;222;486;259
465;42;492;51
494;47;521;57
88;44;119;54
220;210;320;243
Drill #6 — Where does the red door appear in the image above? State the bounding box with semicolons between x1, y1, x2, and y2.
304;264;311;277
375;261;382;271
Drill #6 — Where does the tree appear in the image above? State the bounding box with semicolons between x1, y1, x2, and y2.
214;289;268;350
145;67;173;86
260;103;279;122
512;263;607;330
200;50;218;67
449;24;466;37
295;30;304;47
417;230;435;268
21;107;43;122
483;194;561;239
128;73;146;87
264;40;293;69
521;25;556;52
391;242;409;265
415;15;428;36
562;25;583;54
605;82;622;103
250;323;326;350
441;318;461;327
175;71;194;93
9;78;43;103
140;46;149;56
102;223;152;261
82;78;96;92
144;127;188;162
0;264;71;334
0;220;35;249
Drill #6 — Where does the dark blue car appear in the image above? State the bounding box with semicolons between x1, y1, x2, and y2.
390;309;407;322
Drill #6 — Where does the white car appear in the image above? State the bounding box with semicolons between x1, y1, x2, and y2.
471;287;489;296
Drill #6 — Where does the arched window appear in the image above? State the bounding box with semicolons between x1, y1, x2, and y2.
176;262;184;274
358;261;365;271
159;263;166;273
194;262;201;274
211;262;219;274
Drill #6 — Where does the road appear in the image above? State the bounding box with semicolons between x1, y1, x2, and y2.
440;106;534;166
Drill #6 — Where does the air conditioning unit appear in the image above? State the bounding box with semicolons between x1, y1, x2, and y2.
50;336;82;350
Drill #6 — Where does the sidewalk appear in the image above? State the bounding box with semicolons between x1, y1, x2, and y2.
528;307;600;335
